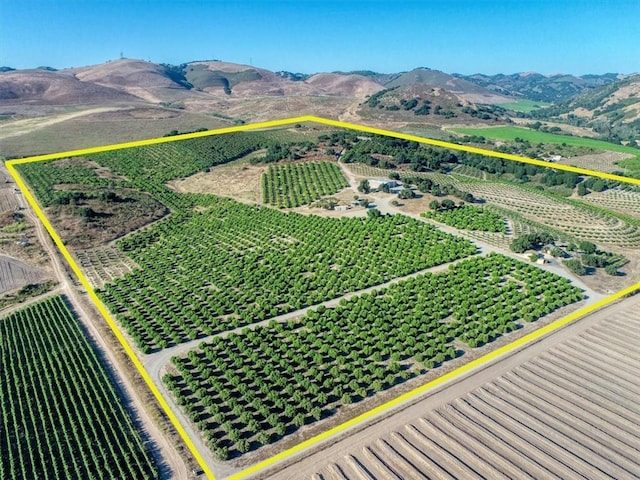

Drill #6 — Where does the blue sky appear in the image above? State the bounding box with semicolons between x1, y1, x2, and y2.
1;0;638;74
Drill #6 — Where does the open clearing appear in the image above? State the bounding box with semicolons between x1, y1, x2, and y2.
557;151;635;173
170;157;267;204
0;107;129;140
495;99;551;112
267;293;640;480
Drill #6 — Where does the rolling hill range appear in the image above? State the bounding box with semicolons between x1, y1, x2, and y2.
458;71;623;102
0;67;142;105
3;58;632;111
528;74;640;145
1;58;638;157
0;59;517;109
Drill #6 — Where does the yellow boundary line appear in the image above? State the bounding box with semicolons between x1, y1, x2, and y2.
6;115;640;480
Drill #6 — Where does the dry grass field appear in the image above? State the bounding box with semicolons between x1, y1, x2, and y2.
0;107;230;158
268;294;640;480
557;152;634;173
170;156;267;204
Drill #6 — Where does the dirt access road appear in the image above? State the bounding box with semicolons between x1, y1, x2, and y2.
11;177;190;479
143;162;604;479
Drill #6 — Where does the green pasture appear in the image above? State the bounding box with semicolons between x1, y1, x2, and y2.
451;126;640;170
496;99;551;112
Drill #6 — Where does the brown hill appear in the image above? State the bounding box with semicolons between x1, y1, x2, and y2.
183;61;384;98
384;68;510;103
304;73;382;97
68;59;209;104
358;84;510;125
70;59;179;89
0;68;140;105
186;61;309;96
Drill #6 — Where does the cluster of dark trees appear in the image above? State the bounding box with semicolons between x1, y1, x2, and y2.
429;199;457;211
509;232;555;253
577;177;621;195
365;87;400;108
248;141;317;164
52;190;123;206
509;234;625;276
338;134;458;173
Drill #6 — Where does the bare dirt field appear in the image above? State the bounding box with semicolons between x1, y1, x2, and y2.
0;255;46;293
169;156;267;204
558;151;634;173
0;106;229;158
266;293;640;480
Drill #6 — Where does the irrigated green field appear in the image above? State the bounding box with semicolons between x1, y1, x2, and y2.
451;126;640;169
495;99;552;112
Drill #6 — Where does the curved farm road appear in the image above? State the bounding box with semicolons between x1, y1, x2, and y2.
13;187;190;479
143;159;605;478
143;204;604;478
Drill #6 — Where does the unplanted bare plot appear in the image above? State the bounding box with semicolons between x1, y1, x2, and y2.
0;189;21;213
272;298;640;480
463;183;640;248
0;255;45;294
169;157;267;204
74;246;138;289
557;151;634;173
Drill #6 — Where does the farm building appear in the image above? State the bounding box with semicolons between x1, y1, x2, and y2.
368;178;399;192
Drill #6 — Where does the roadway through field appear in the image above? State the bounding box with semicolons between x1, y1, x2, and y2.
10;178;190;480
139;159;608;479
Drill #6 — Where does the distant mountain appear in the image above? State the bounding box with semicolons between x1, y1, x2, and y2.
457;72;621;103
0;58;387;108
2;58;633;137
182;61;382;97
68;59;195;103
530;74;640;145
275;71;310;82
382;68;511;104
331;70;400;86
